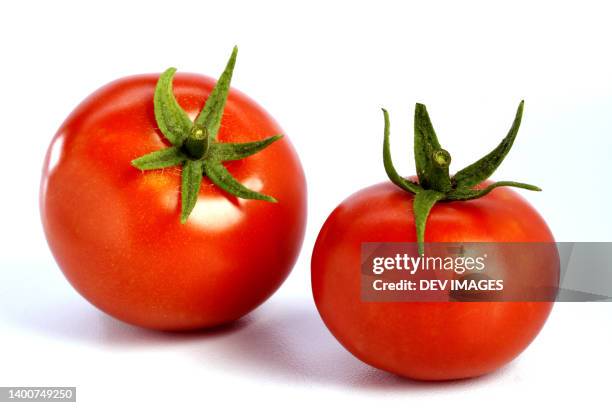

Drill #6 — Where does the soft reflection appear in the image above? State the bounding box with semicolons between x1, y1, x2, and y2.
188;196;244;230
187;176;264;230
47;133;65;173
40;133;65;200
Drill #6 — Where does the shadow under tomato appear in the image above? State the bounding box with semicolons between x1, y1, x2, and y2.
5;292;253;347
193;299;513;391
0;261;251;347
2;262;512;390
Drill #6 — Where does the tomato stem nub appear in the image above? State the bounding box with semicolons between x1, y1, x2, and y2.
381;101;540;255
432;149;451;168
131;46;282;223
183;125;209;159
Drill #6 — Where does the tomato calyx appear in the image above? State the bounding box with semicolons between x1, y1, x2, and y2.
131;46;281;223
382;100;541;254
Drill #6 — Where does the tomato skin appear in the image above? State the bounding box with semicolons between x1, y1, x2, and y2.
41;73;306;330
312;182;555;380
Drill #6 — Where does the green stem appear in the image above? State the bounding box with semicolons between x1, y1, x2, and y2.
432;149;451;168
182;124;209;159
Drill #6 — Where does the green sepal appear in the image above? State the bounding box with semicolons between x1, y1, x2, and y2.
194;46;238;141
154;68;193;146
414;103;452;192
453;101;524;188
382;109;422;194
381;101;540;256
413;190;445;255
445;181;541;201
131;47;283;224
132;147;186;170
203;161;277;202
209;135;283;161
180;160;204;223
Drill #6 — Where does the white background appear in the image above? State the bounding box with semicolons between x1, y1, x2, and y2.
1;0;611;407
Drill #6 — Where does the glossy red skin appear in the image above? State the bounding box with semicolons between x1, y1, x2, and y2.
41;73;306;330
312;182;555;380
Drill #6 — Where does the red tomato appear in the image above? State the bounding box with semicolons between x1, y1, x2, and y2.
41;72;306;330
311;181;555;380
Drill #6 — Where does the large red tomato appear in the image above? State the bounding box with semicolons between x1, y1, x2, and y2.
41;49;306;330
311;102;556;380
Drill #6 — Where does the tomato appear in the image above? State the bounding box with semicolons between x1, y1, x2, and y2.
311;102;555;380
40;50;306;330
312;182;554;380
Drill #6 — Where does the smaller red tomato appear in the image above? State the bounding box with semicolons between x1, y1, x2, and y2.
312;102;557;380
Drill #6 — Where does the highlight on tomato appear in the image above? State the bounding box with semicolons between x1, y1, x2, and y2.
41;47;307;330
311;101;556;380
